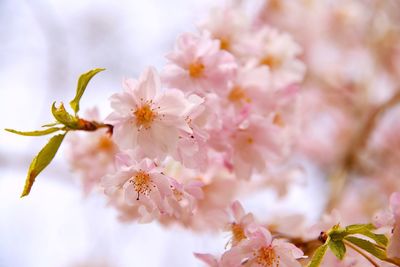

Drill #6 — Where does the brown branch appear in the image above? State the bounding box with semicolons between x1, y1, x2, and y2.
344;90;400;171
76;119;113;135
326;90;400;212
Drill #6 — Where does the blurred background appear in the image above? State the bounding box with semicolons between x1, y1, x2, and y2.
0;1;327;266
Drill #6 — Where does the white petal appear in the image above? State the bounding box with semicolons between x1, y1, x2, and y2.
113;122;138;150
157;89;189;116
135;67;159;101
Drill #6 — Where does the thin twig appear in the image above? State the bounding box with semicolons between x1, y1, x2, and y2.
344;240;380;267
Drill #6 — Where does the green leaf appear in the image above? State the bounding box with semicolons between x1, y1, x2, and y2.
5;127;61;136
42;122;61;128
21;133;66;197
360;231;388;247
329;227;347;241
69;68;105;114
329;240;346;260
307;242;329;267
344;236;387;261
345;224;375;233
345;224;388;247
51;102;79;129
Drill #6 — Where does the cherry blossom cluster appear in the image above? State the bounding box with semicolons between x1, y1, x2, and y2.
195;193;400;267
195;201;304;267
38;0;400;266
68;1;305;225
7;0;400;266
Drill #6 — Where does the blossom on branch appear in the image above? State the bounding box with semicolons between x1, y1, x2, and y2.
106;67;202;160
162;32;237;96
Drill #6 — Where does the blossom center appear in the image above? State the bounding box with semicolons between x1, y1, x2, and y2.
219;36;231;51
246;137;254;144
255;246;278;266
134;104;156;128
173;188;184;201
268;0;282;11
228;86;251;103
97;136;115;152
273;113;285;127
260;55;281;70
189;61;205;78
231;223;246;245
131;170;152;200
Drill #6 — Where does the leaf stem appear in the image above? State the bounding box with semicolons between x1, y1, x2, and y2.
344;240;380;267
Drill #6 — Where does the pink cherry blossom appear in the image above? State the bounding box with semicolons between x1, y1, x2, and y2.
161;178;204;221
106;67;199;159
102;157;172;222
173;94;210;170
222;63;270;109
228;201;257;246
212;114;283;180
197;2;249;55
222;63;300;124
11;1;400;266
194;253;220;267
387;192;400;259
102;152;205;223
67;108;118;194
372;191;400;260
237;26;305;90
195;202;303;267
221;227;303;267
161;32;237;96
180;175;239;231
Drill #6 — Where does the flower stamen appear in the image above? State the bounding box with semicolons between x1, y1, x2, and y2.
189;61;205;78
228;86;251;103
173;188;184;201
231;223;246;246
131;170;152;200
97;136;115;152
273;113;285;127
255;246;278;267
133;104;156;128
218;36;231;51
260;55;281;70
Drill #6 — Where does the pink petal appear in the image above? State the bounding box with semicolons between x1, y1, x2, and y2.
390;192;400;219
122;78;137;92
135;67;158;101
387;226;400;259
152;173;172;198
157;89;189;116
113;122;138;149
109;91;137;115
231;201;245;222
193;253;219;267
